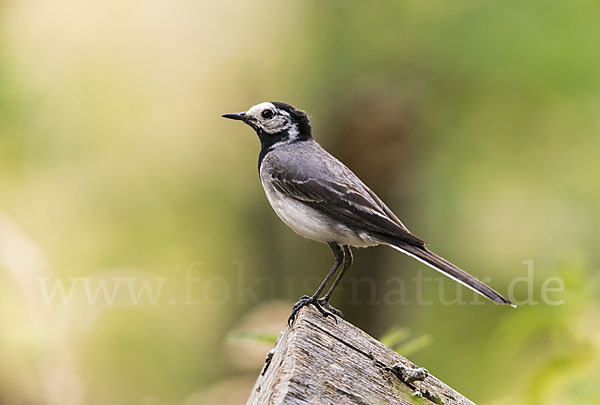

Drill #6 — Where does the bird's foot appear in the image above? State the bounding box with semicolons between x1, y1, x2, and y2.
317;298;344;318
288;295;337;326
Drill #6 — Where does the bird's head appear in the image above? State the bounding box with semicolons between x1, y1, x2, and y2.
222;102;312;144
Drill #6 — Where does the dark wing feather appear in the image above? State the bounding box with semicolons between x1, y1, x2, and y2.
270;167;426;247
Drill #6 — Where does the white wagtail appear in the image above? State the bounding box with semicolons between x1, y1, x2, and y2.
223;102;514;324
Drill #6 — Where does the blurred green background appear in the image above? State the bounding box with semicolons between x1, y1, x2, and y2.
0;0;599;404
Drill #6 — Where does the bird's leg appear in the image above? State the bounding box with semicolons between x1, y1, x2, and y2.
288;242;344;325
318;245;353;317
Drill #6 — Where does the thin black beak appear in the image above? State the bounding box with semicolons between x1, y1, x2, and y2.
222;112;247;121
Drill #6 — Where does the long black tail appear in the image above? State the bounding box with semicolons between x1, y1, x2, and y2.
385;238;514;307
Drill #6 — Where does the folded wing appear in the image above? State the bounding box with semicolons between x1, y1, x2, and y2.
269;164;426;247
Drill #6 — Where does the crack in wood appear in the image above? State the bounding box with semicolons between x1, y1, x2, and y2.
246;307;476;405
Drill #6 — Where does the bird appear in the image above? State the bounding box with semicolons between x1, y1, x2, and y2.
223;101;514;325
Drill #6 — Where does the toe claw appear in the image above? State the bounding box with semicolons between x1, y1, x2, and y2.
287;295;340;326
317;298;344;318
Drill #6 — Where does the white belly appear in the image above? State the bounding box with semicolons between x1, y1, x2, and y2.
261;179;379;247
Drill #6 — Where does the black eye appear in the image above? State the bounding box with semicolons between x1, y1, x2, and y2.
261;109;274;119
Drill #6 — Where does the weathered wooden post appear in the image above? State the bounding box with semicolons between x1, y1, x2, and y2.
247;306;475;405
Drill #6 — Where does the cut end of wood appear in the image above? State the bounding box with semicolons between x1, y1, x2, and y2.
246;306;476;405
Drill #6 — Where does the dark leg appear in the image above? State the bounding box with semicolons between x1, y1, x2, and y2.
318;245;353;317
288;242;345;326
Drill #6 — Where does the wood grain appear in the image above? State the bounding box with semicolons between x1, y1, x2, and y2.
246;306;475;405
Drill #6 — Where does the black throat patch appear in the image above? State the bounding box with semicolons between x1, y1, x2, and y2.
257;126;311;171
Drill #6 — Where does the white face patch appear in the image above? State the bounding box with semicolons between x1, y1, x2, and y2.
245;102;293;134
287;123;300;140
